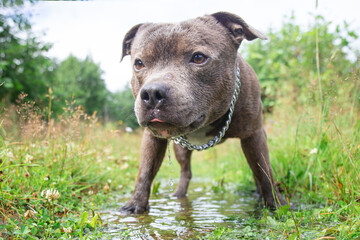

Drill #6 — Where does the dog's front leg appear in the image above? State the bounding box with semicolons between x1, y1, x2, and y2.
173;142;193;197
241;128;287;209
120;128;167;214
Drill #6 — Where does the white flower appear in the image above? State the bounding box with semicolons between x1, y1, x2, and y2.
310;148;318;155
63;227;72;234
41;188;60;201
125;127;133;133
7;151;14;159
121;163;129;170
24;210;37;219
25;154;33;163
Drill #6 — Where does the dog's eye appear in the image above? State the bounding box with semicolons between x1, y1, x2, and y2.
234;27;244;35
191;53;208;64
134;59;145;71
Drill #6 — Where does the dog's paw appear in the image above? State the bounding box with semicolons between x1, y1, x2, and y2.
172;189;187;198
265;194;288;210
119;202;149;215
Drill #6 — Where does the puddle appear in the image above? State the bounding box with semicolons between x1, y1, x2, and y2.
101;178;261;239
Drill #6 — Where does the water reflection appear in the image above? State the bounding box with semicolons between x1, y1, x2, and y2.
101;179;260;239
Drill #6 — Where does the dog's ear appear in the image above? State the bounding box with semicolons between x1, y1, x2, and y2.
211;12;267;44
121;23;143;61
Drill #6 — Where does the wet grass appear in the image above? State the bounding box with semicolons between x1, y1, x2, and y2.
1;86;359;239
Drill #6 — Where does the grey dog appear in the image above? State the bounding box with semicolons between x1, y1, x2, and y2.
120;12;287;214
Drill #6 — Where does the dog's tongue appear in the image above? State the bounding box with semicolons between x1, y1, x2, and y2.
150;118;165;123
148;118;172;138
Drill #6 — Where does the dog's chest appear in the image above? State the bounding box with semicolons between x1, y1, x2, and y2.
184;125;216;145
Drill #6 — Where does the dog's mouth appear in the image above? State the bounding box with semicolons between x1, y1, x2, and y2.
146;115;206;139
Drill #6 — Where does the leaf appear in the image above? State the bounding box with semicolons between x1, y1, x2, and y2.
89;214;98;228
284;218;296;227
348;30;358;39
275;204;290;216
288;233;299;240
77;211;88;228
266;216;279;228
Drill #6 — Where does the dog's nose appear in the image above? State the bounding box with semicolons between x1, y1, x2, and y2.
140;83;168;108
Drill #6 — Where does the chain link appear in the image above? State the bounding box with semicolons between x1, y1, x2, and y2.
172;67;241;151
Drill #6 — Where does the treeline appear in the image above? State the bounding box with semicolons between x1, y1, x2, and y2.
1;4;359;129
244;14;359;113
0;8;138;129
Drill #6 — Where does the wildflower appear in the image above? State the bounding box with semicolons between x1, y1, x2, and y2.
44;174;50;181
41;188;60;201
310;148;318;155
103;184;110;192
7;151;14;159
24;154;33;163
63;227;72;234
24;210;37;219
121;163;129;170
125;127;133;133
88;190;94;195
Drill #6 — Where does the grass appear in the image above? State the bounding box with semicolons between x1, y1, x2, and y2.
0;98;140;239
0;72;359;239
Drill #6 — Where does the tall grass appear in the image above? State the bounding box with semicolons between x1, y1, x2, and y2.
1;61;359;239
1;79;359;239
1;14;359;239
0;93;141;239
192;67;359;239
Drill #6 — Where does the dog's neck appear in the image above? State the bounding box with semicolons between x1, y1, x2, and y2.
172;66;241;151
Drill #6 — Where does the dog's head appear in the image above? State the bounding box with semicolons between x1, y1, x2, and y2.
121;12;266;138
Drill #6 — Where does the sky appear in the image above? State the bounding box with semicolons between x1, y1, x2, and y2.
24;0;360;92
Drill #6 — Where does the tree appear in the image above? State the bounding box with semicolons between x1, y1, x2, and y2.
107;85;138;129
0;10;54;105
243;14;358;112
51;55;108;118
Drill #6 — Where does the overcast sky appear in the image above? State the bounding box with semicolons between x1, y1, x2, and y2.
25;0;360;92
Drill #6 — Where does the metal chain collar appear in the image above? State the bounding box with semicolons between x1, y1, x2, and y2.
172;67;241;151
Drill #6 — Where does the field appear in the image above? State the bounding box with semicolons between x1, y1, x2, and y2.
1;5;360;239
1;73;359;239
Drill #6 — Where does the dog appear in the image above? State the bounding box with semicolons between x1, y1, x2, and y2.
120;11;287;214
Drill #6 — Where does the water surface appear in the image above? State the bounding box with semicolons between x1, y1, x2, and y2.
101;178;261;239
